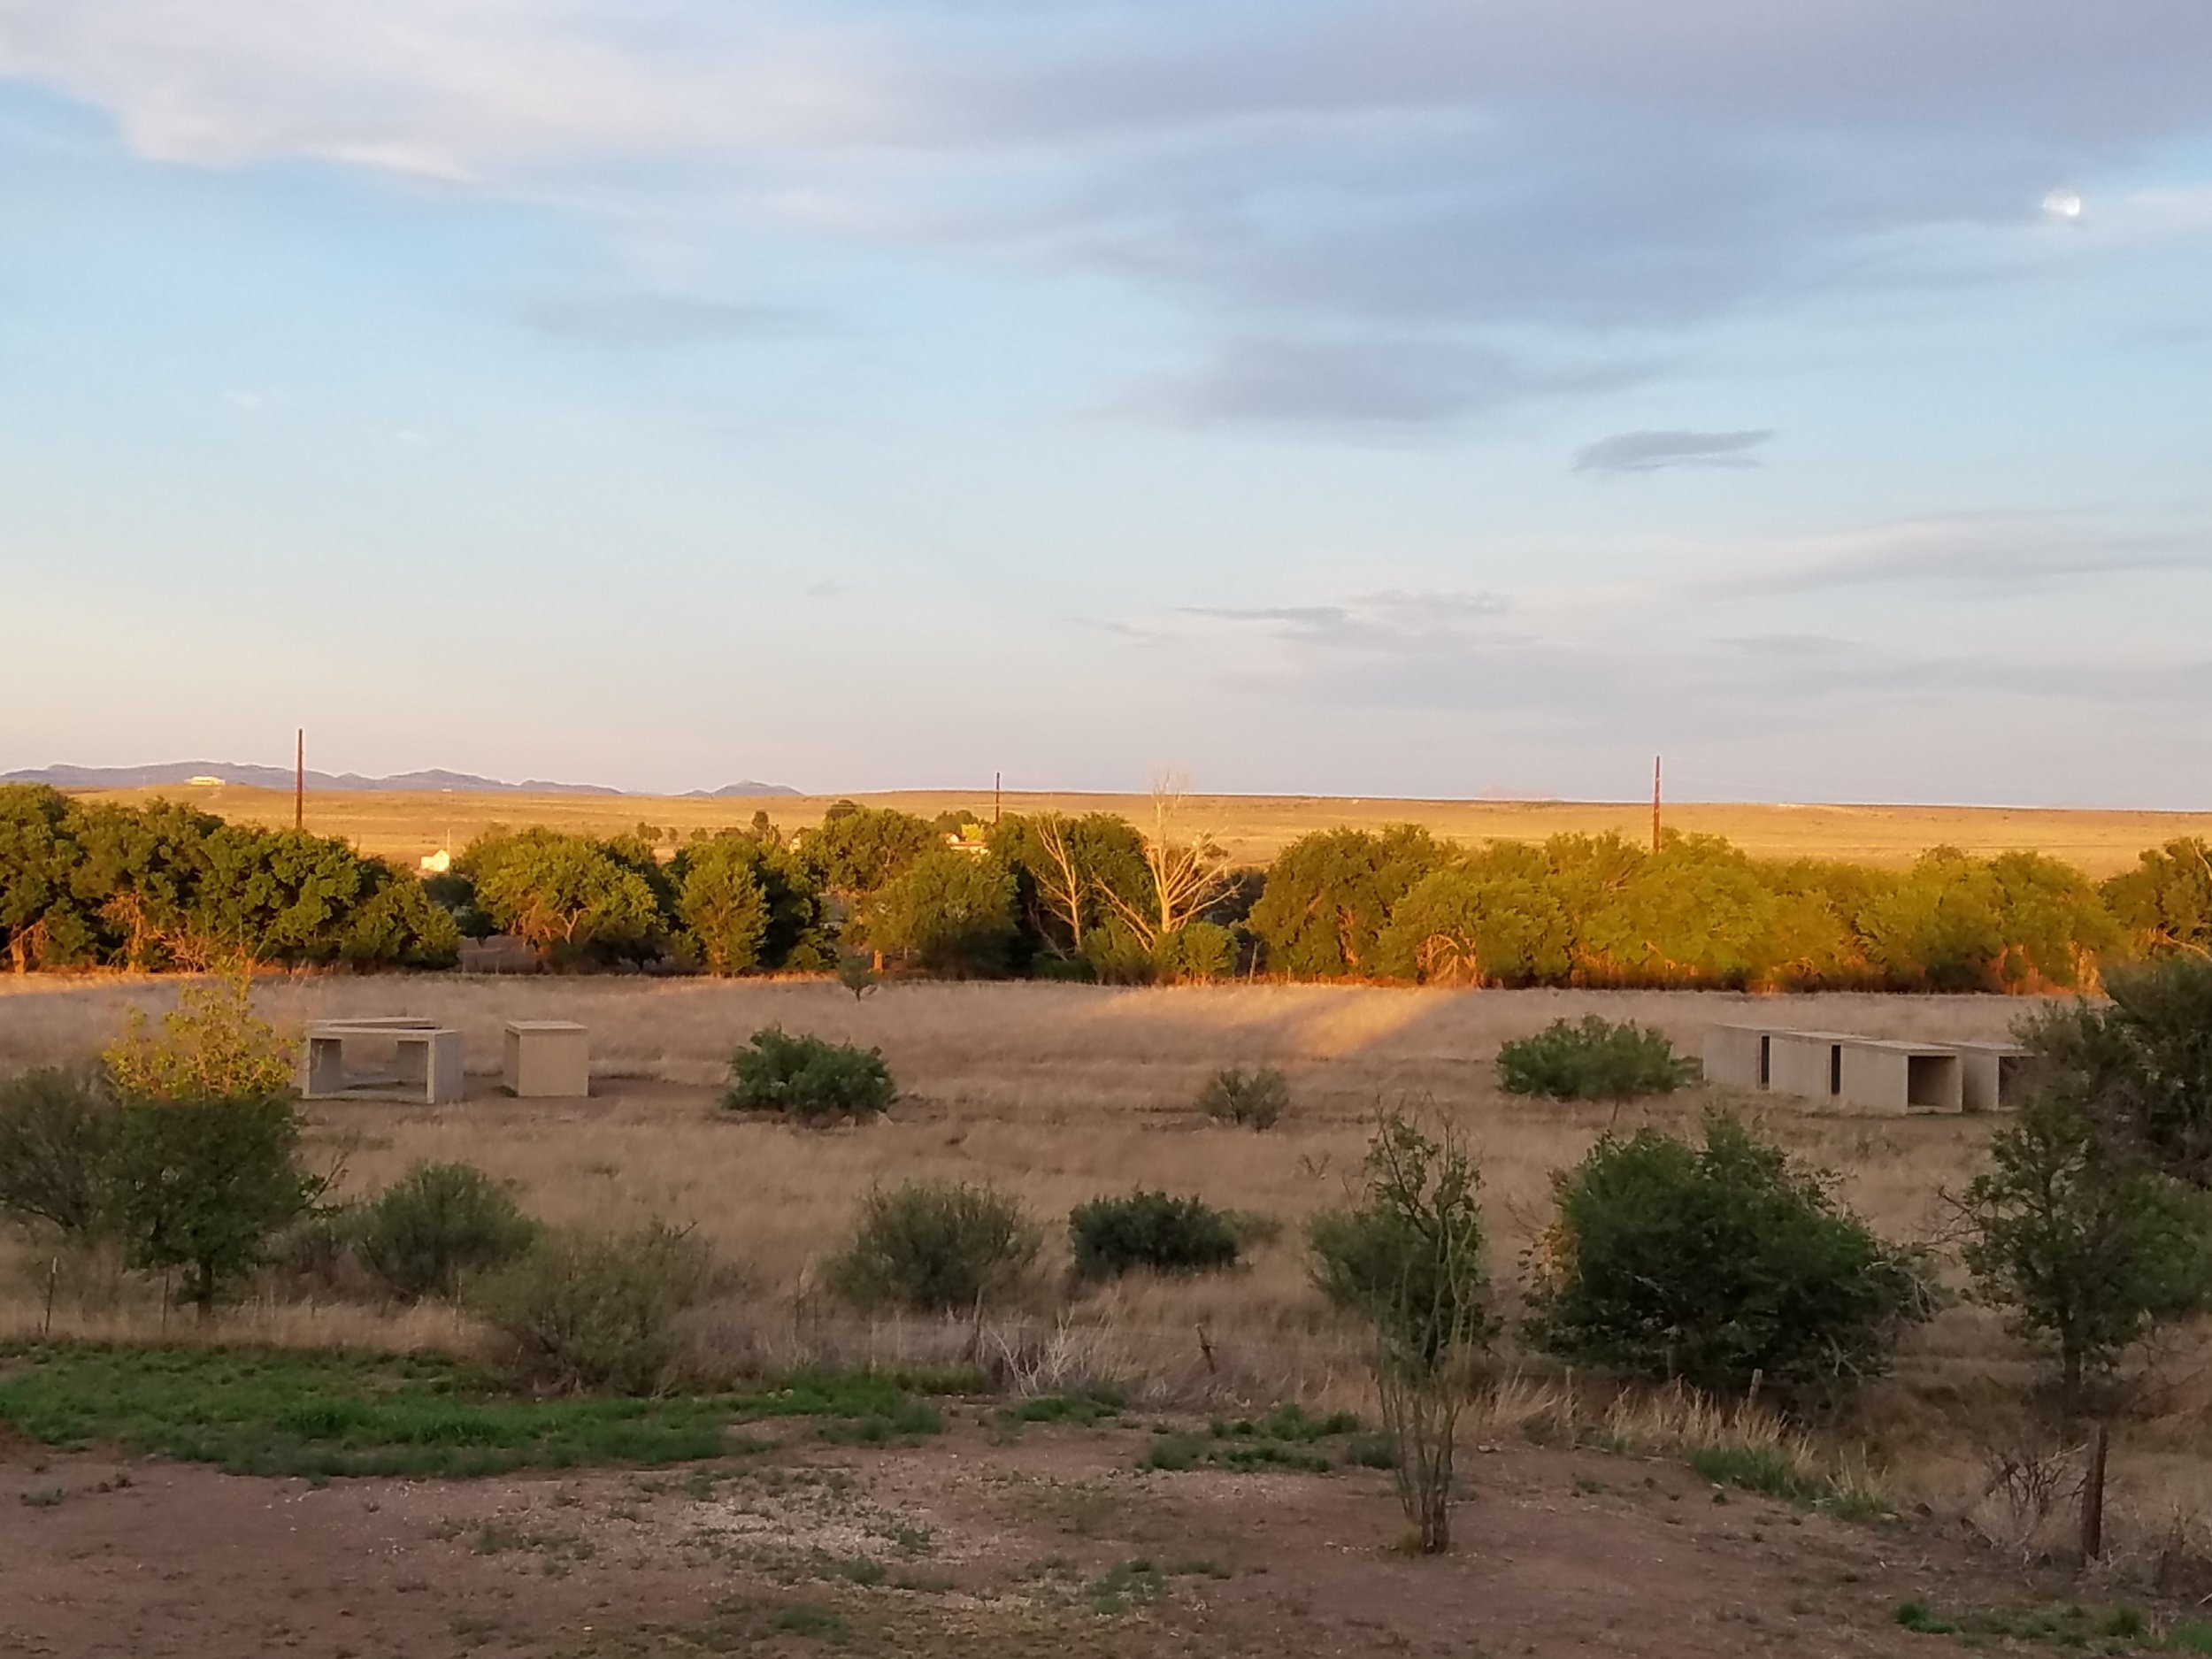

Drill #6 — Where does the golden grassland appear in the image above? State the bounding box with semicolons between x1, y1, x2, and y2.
6;973;2212;1564
71;782;2212;874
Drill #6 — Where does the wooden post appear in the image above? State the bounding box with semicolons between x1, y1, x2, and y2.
1651;756;1662;852
295;728;305;831
994;772;1002;826
1746;1367;1764;1413
2081;1423;2109;1562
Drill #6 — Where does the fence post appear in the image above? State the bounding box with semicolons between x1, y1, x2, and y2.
2081;1423;2109;1563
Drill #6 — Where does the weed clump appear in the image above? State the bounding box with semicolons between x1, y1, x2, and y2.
828;1179;1041;1314
356;1161;538;1302
1496;1016;1695;1102
1070;1191;1242;1281
1194;1065;1288;1129
726;1027;895;1123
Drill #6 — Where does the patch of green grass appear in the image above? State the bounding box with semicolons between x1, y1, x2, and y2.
1141;1403;1364;1475
770;1603;849;1641
1089;1557;1166;1617
1687;1442;1820;1502
0;1343;951;1479
1892;1599;2192;1650
1002;1393;1122;1427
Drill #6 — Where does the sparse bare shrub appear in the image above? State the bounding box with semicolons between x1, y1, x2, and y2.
725;1026;895;1123
1196;1065;1288;1130
1309;1114;1494;1555
1070;1190;1243;1281
356;1162;539;1302
475;1222;716;1394
828;1179;1041;1314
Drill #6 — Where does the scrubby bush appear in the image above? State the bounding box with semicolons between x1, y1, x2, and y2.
828;1179;1041;1313
1496;1016;1695;1102
1070;1190;1242;1281
1155;921;1237;982
1960;1093;2212;1408
726;1027;895;1123
1194;1064;1288;1130
1307;1115;1492;1555
475;1222;716;1394
1527;1113;1931;1400
0;1064;122;1240
104;971;299;1103
356;1161;539;1302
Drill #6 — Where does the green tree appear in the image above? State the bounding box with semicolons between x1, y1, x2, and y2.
357;1162;539;1302
2021;956;2212;1187
988;811;1153;963
800;806;940;897
117;1093;326;1314
2102;838;2212;959
1959;1093;2212;1409
671;833;833;974
1250;826;1451;978
861;850;1018;976
1527;1113;1931;1399
463;828;668;965
1377;856;1573;986
0;1065;122;1240
0;785;98;971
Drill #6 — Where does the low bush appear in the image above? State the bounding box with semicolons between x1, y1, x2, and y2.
356;1162;539;1302
1070;1190;1241;1281
474;1222;717;1395
1194;1065;1288;1130
726;1027;895;1123
1526;1112;1932;1400
828;1180;1041;1313
1496;1016;1696;1102
0;1064;121;1240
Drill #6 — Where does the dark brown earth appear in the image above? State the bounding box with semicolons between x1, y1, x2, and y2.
0;1409;2039;1658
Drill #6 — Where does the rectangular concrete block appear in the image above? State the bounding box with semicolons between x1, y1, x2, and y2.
504;1020;590;1098
1701;1025;1770;1090
1951;1041;2029;1112
301;1022;464;1105
1766;1031;1858;1104
1838;1041;1963;1114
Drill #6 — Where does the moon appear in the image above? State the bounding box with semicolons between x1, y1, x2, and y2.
2042;189;2085;220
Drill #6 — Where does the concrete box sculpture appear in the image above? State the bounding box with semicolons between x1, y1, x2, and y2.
301;1019;465;1105
1952;1041;2029;1112
503;1020;589;1098
1836;1041;1963;1114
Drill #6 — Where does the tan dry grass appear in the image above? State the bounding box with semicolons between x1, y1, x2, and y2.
69;782;2212;873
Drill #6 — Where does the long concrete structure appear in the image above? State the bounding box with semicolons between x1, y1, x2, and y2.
1703;1023;2021;1114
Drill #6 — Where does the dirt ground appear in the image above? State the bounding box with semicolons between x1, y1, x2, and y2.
0;1402;2049;1659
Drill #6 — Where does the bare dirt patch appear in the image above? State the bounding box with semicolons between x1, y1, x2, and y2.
0;1405;2047;1659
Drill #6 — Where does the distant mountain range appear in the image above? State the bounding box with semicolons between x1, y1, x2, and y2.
4;763;799;798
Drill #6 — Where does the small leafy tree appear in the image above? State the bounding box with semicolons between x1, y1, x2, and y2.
1959;1093;2212;1409
117;1093;326;1314
1070;1190;1242;1279
1496;1016;1695;1102
2023;956;2212;1187
1195;1064;1289;1130
356;1162;539;1302
104;969;298;1102
1526;1113;1931;1400
860;850;1018;977
828;1180;1041;1313
1309;1115;1493;1554
0;1064;122;1241
726;1027;895;1122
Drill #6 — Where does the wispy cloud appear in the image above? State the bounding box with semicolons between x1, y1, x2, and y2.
1574;428;1772;473
1699;512;2209;596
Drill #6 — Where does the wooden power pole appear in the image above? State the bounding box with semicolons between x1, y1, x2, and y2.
295;729;305;831
994;772;1002;826
1650;755;1662;852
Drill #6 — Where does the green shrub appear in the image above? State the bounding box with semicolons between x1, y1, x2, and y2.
1194;1065;1288;1130
726;1027;895;1123
356;1162;539;1302
0;1064;122;1240
1526;1112;1932;1400
117;1093;327;1315
1496;1016;1696;1101
1155;922;1236;982
474;1222;716;1394
1070;1190;1241;1281
828;1180;1041;1313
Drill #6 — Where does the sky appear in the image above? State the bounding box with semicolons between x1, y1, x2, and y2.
4;2;2209;807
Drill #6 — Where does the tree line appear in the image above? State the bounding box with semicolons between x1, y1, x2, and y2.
4;780;2208;988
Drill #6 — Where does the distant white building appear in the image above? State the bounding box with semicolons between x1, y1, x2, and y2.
187;775;225;787
419;849;453;874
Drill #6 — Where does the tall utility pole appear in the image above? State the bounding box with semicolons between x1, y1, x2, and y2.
1650;755;1662;852
994;772;1002;826
295;730;305;831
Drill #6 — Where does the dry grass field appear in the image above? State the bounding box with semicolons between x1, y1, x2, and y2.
10;974;2212;1652
71;782;2212;873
